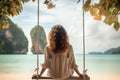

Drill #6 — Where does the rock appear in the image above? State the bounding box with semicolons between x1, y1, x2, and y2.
0;18;28;54
88;52;103;54
30;25;47;54
88;47;120;55
104;47;120;54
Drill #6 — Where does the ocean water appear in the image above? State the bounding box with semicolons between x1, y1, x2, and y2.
0;54;120;80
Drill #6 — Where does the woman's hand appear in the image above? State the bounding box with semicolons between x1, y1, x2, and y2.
79;74;90;80
32;74;41;78
38;74;41;77
39;67;46;77
78;73;83;78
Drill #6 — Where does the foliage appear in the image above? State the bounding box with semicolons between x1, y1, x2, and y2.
82;0;120;31
0;0;56;30
0;0;35;30
43;0;120;31
44;0;56;9
1;0;120;31
46;0;120;31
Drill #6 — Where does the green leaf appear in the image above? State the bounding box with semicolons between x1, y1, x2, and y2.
99;0;106;4
104;16;111;25
104;14;118;25
44;0;49;4
32;0;36;2
90;6;99;16
83;0;91;11
114;22;120;31
112;7;119;15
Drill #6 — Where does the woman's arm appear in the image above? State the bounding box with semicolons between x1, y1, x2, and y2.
39;46;50;77
39;67;46;77
68;45;89;79
69;45;83;77
73;67;83;77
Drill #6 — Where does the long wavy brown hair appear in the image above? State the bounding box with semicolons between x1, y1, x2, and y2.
48;24;69;53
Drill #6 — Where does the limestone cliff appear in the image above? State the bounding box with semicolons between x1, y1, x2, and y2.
0;18;28;54
30;25;47;54
104;47;120;54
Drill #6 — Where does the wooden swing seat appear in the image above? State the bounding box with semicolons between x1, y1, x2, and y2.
32;75;90;80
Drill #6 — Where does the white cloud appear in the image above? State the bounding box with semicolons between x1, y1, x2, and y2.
10;0;120;54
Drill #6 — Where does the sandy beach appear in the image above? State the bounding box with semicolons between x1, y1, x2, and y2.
90;74;120;80
0;73;120;80
0;73;31;80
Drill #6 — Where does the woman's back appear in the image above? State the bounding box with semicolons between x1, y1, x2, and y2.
38;25;82;79
43;45;78;79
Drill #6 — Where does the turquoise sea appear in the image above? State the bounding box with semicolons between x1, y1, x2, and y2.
0;54;120;80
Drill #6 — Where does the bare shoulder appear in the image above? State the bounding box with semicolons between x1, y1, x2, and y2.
69;44;73;49
44;45;50;50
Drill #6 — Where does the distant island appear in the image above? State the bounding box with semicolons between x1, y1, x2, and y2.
88;46;120;54
88;52;103;55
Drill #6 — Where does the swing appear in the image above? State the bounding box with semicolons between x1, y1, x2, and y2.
32;0;90;80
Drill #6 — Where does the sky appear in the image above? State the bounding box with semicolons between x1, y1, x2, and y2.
10;0;120;54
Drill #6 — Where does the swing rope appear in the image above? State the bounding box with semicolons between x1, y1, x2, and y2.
82;0;87;79
82;0;86;74
36;0;40;80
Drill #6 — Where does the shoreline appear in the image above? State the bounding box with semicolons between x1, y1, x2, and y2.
0;72;120;80
0;54;120;80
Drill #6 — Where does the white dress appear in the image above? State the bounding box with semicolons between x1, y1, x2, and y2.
42;45;78;79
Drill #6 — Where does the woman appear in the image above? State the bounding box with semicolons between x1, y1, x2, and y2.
39;24;83;79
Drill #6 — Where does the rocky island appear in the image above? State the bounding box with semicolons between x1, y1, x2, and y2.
0;18;28;54
30;25;47;54
104;47;120;54
88;46;120;54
